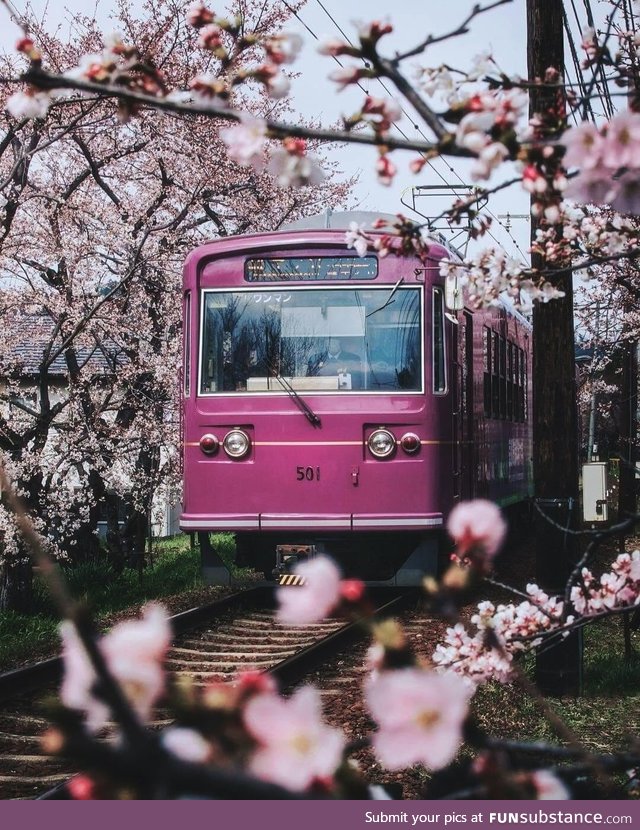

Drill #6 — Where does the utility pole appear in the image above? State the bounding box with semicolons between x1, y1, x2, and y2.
527;0;583;696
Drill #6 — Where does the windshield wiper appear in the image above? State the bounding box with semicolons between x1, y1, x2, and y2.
366;276;404;318
269;365;322;428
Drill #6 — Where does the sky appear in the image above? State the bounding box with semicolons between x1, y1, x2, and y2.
0;0;588;264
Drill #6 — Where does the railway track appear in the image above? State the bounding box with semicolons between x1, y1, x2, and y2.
0;585;416;800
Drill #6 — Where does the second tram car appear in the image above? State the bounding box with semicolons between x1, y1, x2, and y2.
180;212;532;584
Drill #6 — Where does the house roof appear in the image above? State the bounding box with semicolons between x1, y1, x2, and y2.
1;313;125;378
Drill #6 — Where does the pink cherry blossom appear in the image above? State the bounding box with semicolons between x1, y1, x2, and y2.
376;154;397;186
317;37;356;57
276;555;342;623
198;24;224;50
266;71;291;99
265;32;303;65
354;19;393;42
328;66;366;90
60;603;171;732
186;1;214;28
161;727;212;762
267;144;325;188
219;117;267;168
5;89;52;120
608;171;640;215
365;668;471;770
521;164;549;194
601;111;640;169
345;221;370;257
362;96;402;132
561;122;605;170
16;36;41;61
570;551;640;615
471;141;509;181
243;685;345;790
446;498;507;561
531;769;570;799
563;169;612;206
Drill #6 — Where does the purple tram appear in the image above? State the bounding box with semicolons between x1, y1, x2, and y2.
180;212;533;584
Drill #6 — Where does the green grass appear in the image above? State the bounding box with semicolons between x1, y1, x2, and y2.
0;611;59;672
0;533;247;671
472;616;640;761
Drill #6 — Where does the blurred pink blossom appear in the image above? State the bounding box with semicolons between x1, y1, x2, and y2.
365;668;470;770
60;603;171;732
5;90;52;120
345;221;370;257
601;111;640;170
265;32;303;65
220;117;267;168
376;155;397;186
561;122;605;170
161;727;212;762
198;24;223;50
243;685;345;790
276;556;342;623
186;1;214;28
328;66;366;90
531;769;570;799
267;142;325;188
446;498;506;561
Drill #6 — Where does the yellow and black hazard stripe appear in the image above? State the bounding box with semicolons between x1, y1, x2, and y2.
277;574;307;586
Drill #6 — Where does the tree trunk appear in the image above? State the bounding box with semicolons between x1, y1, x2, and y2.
527;0;583;696
0;556;33;613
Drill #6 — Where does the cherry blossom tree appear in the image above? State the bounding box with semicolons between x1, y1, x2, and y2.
2;0;640;801
2;0;639;307
0;0;352;611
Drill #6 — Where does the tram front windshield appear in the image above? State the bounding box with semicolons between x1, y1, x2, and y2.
199;286;422;394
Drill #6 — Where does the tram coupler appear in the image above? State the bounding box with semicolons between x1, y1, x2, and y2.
272;544;316;585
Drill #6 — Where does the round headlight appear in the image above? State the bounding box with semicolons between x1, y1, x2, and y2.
367;428;396;459
400;432;421;455
223;428;251;459
199;433;219;455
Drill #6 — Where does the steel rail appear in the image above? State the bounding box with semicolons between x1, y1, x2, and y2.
0;585;415;799
0;585;274;703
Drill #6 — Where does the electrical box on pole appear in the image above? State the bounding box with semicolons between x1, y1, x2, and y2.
582;462;609;523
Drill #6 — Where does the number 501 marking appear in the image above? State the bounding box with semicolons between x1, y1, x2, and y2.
296;466;320;481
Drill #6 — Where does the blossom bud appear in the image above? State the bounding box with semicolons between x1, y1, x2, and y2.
237;669;278;697
283;136;307;156
186;1;215;28
68;774;97;800
340;578;366;603
372;618;406;650
16;37;41;62
41;727;65;754
442;561;472;591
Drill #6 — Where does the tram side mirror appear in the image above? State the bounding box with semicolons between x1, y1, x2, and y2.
444;274;464;311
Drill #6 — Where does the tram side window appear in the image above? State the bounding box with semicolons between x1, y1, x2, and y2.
522;347;528;421
483;327;491;417
513;346;520;421
432;287;447;394
484;330;528;423
507;341;514;420
491;331;500;417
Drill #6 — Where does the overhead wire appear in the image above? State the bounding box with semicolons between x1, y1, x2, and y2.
313;0;529;258
562;4;598;123
289;0;528;260
580;0;617;116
